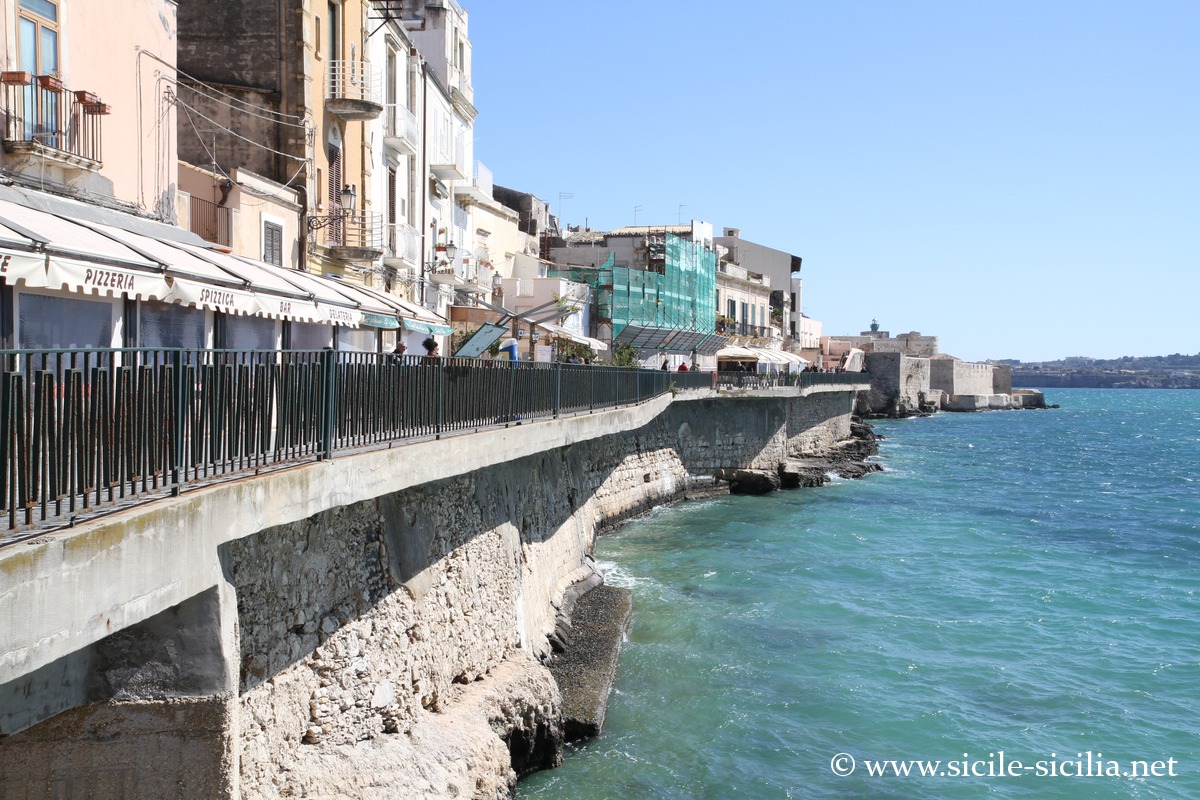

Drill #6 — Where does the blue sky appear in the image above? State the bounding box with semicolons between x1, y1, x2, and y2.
467;2;1199;362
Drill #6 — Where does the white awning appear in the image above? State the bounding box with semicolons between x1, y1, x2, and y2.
164;277;263;316
172;244;324;322
352;284;453;331
716;346;758;359
0;248;48;288
538;322;609;352
0;197;446;332
42;256;170;301
0;199;161;267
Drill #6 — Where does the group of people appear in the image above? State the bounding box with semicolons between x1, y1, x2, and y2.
660;360;692;372
391;338;441;365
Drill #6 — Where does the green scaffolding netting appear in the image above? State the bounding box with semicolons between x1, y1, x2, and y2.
550;235;716;347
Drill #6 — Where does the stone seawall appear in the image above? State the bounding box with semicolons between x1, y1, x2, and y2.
231;392;856;798
0;390;858;799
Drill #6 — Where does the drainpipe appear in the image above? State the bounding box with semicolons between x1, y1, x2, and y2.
419;61;429;307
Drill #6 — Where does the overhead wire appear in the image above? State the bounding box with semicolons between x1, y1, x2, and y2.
135;46;309;128
170;90;310;164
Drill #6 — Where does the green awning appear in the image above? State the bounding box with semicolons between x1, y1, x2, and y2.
362;313;400;329
403;319;454;336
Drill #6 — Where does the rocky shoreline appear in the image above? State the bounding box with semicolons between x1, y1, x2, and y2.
712;417;882;494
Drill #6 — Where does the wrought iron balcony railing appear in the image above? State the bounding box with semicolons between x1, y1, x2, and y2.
0;72;107;166
309;211;384;258
189;195;233;248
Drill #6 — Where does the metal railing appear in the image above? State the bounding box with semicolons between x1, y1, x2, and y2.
189;195;233;247
0;349;684;535
714;370;867;391
0;73;105;164
385;222;420;265
311;211;383;251
384;103;418;149
326;60;382;106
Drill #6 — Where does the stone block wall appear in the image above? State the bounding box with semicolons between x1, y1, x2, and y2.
862;352;931;415
930;358;996;397
992;364;1013;394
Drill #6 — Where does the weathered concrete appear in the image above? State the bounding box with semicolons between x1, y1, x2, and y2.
0;387;863;799
546;585;633;742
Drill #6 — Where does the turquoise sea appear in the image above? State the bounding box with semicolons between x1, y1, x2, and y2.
518;389;1200;799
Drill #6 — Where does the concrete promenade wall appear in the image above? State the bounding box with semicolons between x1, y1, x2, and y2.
0;384;863;799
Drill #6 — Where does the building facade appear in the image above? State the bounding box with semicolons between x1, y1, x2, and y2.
712;226;807;347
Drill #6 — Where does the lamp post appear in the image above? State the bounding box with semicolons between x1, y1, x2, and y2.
307;185;357;248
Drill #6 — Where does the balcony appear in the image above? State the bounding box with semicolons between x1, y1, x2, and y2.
310;211;384;262
428;253;469;287
463;262;495;295
453;161;492;205
189;195;233;249
383;103;418;156
429;135;466;181
447;64;475;119
1;73;106;174
382;222;420;269
325;61;382;121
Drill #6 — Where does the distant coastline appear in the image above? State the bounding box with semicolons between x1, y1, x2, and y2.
1013;371;1200;389
1008;354;1200;389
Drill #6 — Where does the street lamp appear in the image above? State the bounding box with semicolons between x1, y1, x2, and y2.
307;184;357;233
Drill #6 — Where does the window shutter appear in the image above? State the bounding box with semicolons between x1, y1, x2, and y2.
263;221;283;266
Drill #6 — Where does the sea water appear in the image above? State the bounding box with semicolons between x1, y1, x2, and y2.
517;389;1200;799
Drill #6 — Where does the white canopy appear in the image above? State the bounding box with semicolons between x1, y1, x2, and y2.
716;345;757;359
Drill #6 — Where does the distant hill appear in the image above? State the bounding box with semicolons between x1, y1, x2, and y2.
1010;353;1200;389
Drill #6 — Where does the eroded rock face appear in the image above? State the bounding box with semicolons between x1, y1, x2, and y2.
715;468;782;495
261;654;561;800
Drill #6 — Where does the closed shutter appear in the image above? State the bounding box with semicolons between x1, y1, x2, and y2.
263;221;283;266
327;142;343;244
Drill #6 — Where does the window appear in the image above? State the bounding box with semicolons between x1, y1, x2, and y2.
328;1;341;61
18;0;58;77
337;327;376;353
140;300;206;349
387;168;396;225
224;315;276;350
386;48;397;135
289;322;332;350
263;220;284;266
18;0;59;144
19;292;113;349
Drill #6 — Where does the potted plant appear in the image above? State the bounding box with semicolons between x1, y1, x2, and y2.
37;74;63;92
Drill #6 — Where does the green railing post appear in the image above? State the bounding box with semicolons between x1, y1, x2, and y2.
171;348;185;495
554;362;562;419
320;347;337;460
435;358;444;439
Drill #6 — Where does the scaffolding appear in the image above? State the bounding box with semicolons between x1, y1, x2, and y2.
549;234;723;353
